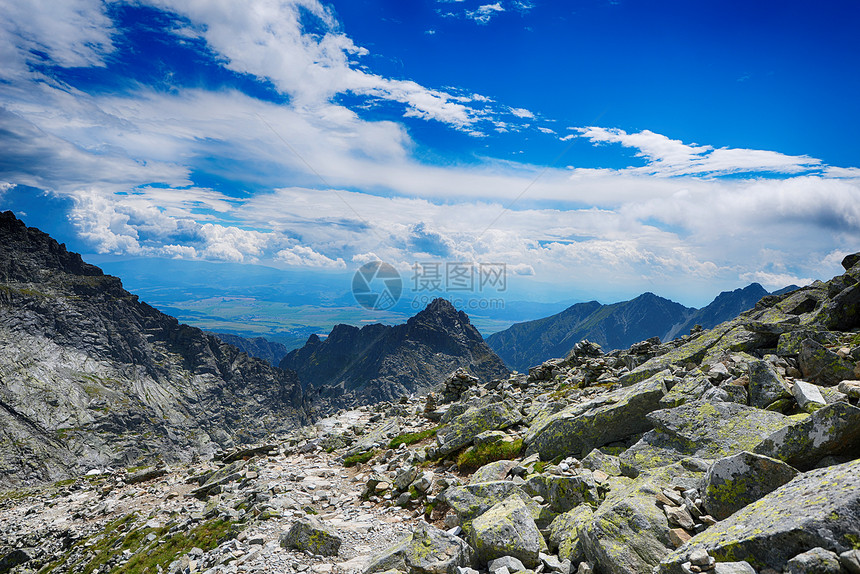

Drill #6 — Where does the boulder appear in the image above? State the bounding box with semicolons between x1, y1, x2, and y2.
792;380;827;413
712;562;756;574
701;451;799;520
753;402;860;470
655;458;860;574
840;549;860;574
776;330;840;357
522;473;600;513
436;401;522;457
548;504;594;563
798;339;854;386
747;360;792;409
785;547;842;574
280;515;342;556
659;372;712;409
579;463;705;574
487;557;525;574
437;481;534;525
580;449;622;476
525;372;667;460
363;522;475;574
470;495;547;568
618;401;790;475
470;460;518;484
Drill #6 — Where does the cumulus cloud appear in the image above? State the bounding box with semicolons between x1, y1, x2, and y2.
467;3;505;24
275;245;346;268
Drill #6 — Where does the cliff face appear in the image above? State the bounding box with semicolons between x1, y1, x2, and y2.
0;212;307;487
281;298;510;406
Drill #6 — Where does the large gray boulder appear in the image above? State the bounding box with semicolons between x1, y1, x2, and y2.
784;547;842;574
618;401;790;475
437;481;535;526
747;360;792;409
470;495;547;568
522;472;600;512
436;401;522;457
753;401;860;470
279;515;342;556
701;451;799;520
525;372;667;460
470;460;518;484
798;339;855;386
655;458;860;574
363;522;475;574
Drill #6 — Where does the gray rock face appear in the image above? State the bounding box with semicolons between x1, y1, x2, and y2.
470;495;547;568
436;401;522;457
792;380;827;412
525;372;667;460
656;458;860;574
437;481;533;525
279;516;342;556
364;522;475;574
0;212;307;487
753;401;860;470
470;460;518;484
702;451;798;520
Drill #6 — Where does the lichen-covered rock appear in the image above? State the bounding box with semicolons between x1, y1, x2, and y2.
279;515;342;556
784;547;842;574
437;481;535;525
470;460;519;484
712;561;756;574
659;372;711;409
579;463;705;574
580;448;622;476
702;451;798;520
747;360;792;409
548;504;594;563
753;402;860;470
792;380;827;413
363;522;475;574
435;401;522;457
525;372;667;460
522;473;599;512
655;458;860;574
618;401;790;475
470;495;547;568
798;339;854;386
776;330;840;357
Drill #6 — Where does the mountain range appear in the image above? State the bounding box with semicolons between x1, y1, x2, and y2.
486;283;795;372
280;298;510;407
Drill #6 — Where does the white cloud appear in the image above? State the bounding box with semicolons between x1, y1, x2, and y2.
276;245;346;268
0;0;114;81
467;3;505;24
510;107;534;119
576;127;821;176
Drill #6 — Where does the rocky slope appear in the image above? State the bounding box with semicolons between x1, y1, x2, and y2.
280;298;509;407
3;252;859;574
0;212;307;488
487;284;788;372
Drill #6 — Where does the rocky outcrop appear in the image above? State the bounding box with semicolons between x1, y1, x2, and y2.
281;298;509;407
209;332;291;367
0;212;307;487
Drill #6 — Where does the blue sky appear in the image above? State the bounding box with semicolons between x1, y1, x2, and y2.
1;0;859;323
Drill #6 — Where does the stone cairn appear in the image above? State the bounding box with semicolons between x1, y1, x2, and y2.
440;367;480;403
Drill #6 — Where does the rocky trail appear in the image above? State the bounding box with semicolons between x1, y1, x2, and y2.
3;253;860;574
